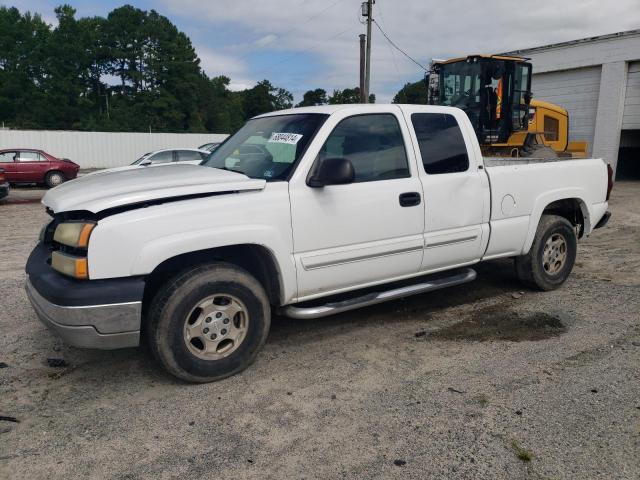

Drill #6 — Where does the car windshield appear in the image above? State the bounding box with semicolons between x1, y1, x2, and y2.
202;114;328;181
132;152;153;165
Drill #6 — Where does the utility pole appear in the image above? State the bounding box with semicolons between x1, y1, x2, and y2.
359;34;366;103
364;0;374;103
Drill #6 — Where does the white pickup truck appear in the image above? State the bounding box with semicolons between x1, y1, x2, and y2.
26;104;612;382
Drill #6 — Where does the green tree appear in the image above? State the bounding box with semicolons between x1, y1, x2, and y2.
328;87;375;104
0;6;51;128
242;80;293;118
393;80;428;104
0;4;304;133
296;88;328;107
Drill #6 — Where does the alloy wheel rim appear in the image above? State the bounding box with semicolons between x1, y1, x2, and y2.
542;233;567;275
183;294;248;360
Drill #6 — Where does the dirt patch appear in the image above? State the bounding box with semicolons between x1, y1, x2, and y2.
429;305;567;342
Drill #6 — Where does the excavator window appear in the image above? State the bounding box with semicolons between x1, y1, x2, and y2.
544;116;560;141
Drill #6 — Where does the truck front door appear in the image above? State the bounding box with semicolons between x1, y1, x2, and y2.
289;109;424;300
403;106;489;272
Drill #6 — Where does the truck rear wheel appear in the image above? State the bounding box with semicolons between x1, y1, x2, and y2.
515;214;577;291
146;262;271;383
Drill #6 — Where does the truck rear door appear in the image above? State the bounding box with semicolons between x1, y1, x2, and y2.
402;106;490;271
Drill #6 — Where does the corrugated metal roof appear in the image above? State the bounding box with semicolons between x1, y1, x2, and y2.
505;29;640;55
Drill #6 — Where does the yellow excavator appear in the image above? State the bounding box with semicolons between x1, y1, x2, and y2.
426;55;588;158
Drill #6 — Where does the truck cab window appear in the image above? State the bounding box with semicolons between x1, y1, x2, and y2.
411;113;469;174
318;113;409;182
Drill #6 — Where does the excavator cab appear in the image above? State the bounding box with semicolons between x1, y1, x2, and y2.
426;55;587;158
429;55;532;145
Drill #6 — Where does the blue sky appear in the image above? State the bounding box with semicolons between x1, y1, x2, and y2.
4;0;640;102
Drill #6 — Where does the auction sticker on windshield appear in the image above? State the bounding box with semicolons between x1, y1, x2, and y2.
268;132;303;145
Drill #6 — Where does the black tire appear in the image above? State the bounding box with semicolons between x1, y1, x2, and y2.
146;262;271;383
45;171;65;188
515;214;577;291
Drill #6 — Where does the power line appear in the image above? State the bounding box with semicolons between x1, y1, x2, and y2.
375;0;400;76
372;19;428;71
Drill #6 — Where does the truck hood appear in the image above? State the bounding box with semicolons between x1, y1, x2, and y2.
43;164;267;214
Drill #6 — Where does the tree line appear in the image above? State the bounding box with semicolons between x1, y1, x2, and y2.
0;4;380;134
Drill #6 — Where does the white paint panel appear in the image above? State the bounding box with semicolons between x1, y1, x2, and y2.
532;67;601;154
623;61;640;130
0;130;228;168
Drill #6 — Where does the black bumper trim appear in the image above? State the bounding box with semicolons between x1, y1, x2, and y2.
26;242;145;307
594;211;611;229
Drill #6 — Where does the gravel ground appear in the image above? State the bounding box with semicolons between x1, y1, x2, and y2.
1;182;639;480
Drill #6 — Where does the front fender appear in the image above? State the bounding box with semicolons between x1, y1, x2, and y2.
87;184;297;301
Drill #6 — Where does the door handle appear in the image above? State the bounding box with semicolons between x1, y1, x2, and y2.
399;192;421;207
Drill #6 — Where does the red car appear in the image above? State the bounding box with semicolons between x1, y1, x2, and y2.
0;148;80;188
0;167;9;200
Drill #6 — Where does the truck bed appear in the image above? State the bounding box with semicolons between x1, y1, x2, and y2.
484;156;581;167
481;156;609;260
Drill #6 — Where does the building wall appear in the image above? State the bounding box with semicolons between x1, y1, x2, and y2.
0;130;228;169
623;62;640;130
532;67;601;154
508;30;640;174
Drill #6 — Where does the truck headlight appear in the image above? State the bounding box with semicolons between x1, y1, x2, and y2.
51;252;89;279
53;222;96;248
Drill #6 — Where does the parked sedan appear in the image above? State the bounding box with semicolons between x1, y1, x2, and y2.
0;168;9;200
131;148;209;166
0;149;80;188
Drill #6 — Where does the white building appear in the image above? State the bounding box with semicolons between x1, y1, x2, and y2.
509;29;640;179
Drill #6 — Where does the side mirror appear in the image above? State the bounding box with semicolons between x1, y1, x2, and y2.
307;157;355;188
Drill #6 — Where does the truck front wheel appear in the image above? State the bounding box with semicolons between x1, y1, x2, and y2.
146;262;271;383
515;214;577;291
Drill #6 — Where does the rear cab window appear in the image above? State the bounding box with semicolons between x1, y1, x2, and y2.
410;113;469;174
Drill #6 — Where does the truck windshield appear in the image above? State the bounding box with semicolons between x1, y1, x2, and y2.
439;62;482;108
202;113;328;181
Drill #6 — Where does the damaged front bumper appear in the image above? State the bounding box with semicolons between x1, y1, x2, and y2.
25;243;145;349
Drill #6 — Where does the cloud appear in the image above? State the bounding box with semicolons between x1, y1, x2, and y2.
158;0;640;101
255;34;277;48
196;46;255;91
12;0;640;102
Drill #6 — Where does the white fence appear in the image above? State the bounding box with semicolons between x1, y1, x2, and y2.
0;130;228;169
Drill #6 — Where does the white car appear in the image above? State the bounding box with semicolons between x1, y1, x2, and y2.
26;104;612;383
132;148;209;166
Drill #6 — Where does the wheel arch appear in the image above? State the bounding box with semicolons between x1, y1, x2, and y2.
523;194;590;254
143;244;286;311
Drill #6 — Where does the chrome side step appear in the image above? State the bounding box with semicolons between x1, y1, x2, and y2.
283;268;477;319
